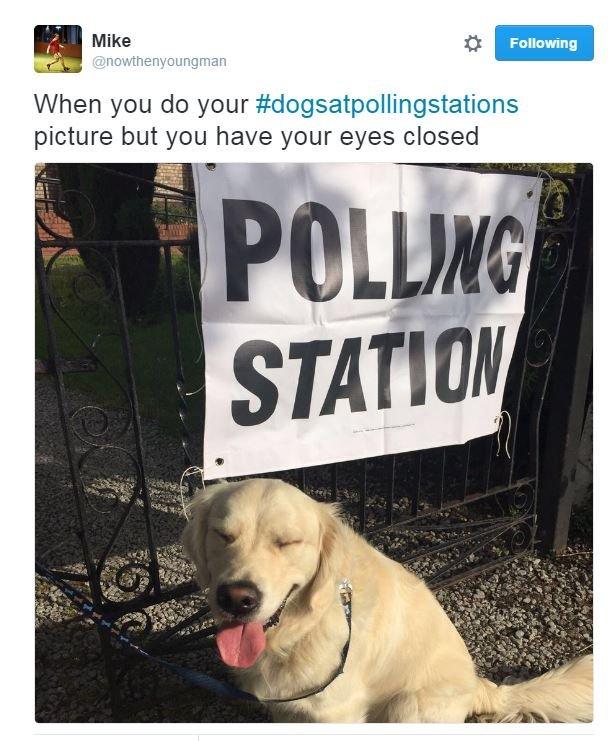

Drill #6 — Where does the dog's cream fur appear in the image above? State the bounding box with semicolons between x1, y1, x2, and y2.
182;478;592;723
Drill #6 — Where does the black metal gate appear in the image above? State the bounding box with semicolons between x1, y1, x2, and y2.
35;163;593;719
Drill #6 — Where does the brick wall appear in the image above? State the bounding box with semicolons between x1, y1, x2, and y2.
156;164;194;193
36;164;195;243
36;164;73;239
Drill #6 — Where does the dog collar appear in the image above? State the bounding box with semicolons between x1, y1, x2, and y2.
257;578;353;704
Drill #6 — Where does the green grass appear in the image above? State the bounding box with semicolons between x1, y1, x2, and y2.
34;53;82;73
36;252;205;435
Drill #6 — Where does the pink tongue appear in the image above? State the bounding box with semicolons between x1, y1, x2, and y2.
216;621;266;668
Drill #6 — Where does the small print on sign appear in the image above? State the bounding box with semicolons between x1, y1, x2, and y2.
192;163;542;478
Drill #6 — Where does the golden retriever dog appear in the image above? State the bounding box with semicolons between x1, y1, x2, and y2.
182;478;592;723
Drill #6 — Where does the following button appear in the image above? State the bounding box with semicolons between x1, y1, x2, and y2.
495;25;594;61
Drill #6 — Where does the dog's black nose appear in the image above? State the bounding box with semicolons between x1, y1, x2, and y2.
217;581;261;616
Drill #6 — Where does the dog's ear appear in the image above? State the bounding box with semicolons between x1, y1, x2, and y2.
181;482;226;588
307;503;346;612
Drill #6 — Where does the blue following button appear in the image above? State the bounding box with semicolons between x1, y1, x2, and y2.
495;25;594;61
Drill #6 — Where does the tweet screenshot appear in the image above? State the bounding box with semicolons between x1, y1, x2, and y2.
14;0;607;739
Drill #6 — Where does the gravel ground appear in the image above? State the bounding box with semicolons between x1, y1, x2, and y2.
35;377;593;723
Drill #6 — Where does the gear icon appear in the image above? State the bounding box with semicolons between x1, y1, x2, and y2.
464;35;482;52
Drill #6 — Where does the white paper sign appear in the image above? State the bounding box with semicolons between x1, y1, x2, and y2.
193;164;541;478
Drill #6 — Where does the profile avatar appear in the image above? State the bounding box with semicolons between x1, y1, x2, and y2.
34;25;82;73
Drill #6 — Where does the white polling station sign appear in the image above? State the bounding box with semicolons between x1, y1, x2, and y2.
192;163;541;478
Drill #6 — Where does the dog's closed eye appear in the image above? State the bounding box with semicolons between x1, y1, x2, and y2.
276;538;304;548
213;528;236;544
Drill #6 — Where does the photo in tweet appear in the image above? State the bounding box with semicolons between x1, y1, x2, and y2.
35;162;593;723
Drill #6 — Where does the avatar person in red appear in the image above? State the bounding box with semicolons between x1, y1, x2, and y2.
46;33;70;72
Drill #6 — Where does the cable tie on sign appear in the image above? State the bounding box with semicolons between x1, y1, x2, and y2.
185;383;205;397
538;169;558;219
179;466;206;521
494;410;512;460
524;168;557;269
184;241;203;363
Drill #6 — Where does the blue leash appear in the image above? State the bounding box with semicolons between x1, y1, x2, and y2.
35;561;257;702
